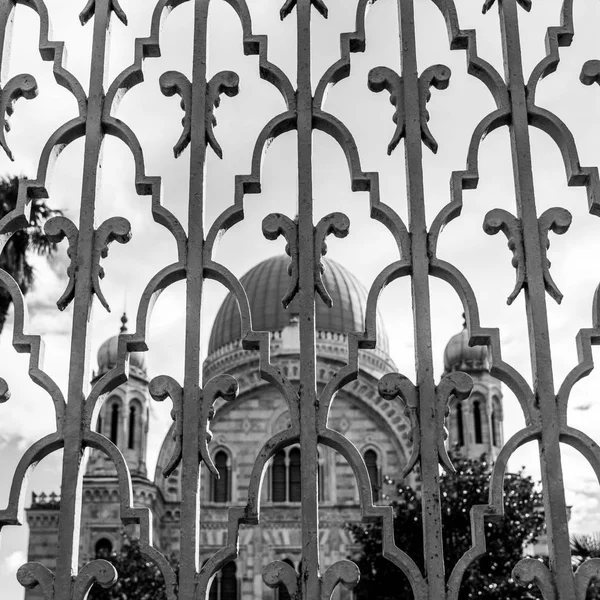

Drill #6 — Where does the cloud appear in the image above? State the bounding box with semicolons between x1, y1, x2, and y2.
2;551;26;574
0;433;31;454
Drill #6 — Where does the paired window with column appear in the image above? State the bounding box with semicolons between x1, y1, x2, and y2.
100;397;142;450
455;396;499;447
270;447;324;503
208;562;238;600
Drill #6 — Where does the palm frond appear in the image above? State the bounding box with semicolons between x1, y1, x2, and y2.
571;532;600;564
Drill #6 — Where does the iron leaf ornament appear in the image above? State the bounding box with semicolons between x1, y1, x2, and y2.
92;217;132;312
263;561;298;598
435;371;473;474
149;374;238;479
581;60;600;86
206;71;240;159
538;207;572;304
279;0;328;20
159;72;191;159
367;66;404;155
262;213;299;308
72;560;119;600
511;559;554;600
79;0;128;26
482;0;531;14
199;374;238;477
320;561;361;599
484;207;571;305
368;64;450;155
0;377;9;403
159;70;239;159
378;373;419;477
44;216;79;311
419;65;451;154
0;74;38;161
483;208;525;305
17;563;55;598
263;212;350;308
314;212;350;307
149;375;184;478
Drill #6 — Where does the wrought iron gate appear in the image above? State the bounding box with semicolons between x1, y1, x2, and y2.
0;0;599;598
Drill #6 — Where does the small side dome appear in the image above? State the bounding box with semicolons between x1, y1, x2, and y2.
97;313;147;376
443;325;488;373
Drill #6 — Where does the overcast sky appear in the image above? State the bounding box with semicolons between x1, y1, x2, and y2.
1;0;600;596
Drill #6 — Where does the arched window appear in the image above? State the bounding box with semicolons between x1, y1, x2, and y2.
207;562;237;600
211;450;230;503
473;400;483;444
456;402;464;446
221;562;237;600
491;410;498;446
209;579;218;600
128;405;136;449
271;447;309;503
272;451;287;502
97;414;102;435
318;451;325;503
277;559;295;600
288;448;301;502
364;449;379;502
95;538;113;558
110;403;120;444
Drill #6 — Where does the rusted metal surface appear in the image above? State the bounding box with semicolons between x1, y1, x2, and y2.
1;0;600;598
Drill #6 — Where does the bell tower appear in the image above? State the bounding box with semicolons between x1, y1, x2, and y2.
86;313;150;478
443;321;503;461
77;313;155;564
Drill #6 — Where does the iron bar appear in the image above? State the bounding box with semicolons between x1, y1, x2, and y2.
56;0;114;595
296;0;321;597
396;0;446;596
498;1;575;597
179;0;210;595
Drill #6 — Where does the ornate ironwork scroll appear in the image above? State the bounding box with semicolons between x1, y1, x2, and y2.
2;0;600;598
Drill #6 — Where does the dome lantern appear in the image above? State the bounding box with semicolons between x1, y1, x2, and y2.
443;320;488;374
96;313;147;379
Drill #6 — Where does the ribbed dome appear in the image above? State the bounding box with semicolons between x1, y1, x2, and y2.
97;313;147;376
443;326;488;373
208;256;389;355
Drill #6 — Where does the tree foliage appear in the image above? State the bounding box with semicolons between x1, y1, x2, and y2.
0;175;61;333
89;536;169;600
571;533;600;600
347;455;545;600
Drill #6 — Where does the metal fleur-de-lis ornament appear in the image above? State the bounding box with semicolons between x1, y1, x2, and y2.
484;207;572;305
44;216;131;312
0;74;38;161
262;212;350;308
149;374;238;479
262;213;299;308
79;0;128;25
368;64;450;155
314;212;350;307
159;70;239;159
483;208;525;305
482;0;532;14
279;0;328;20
